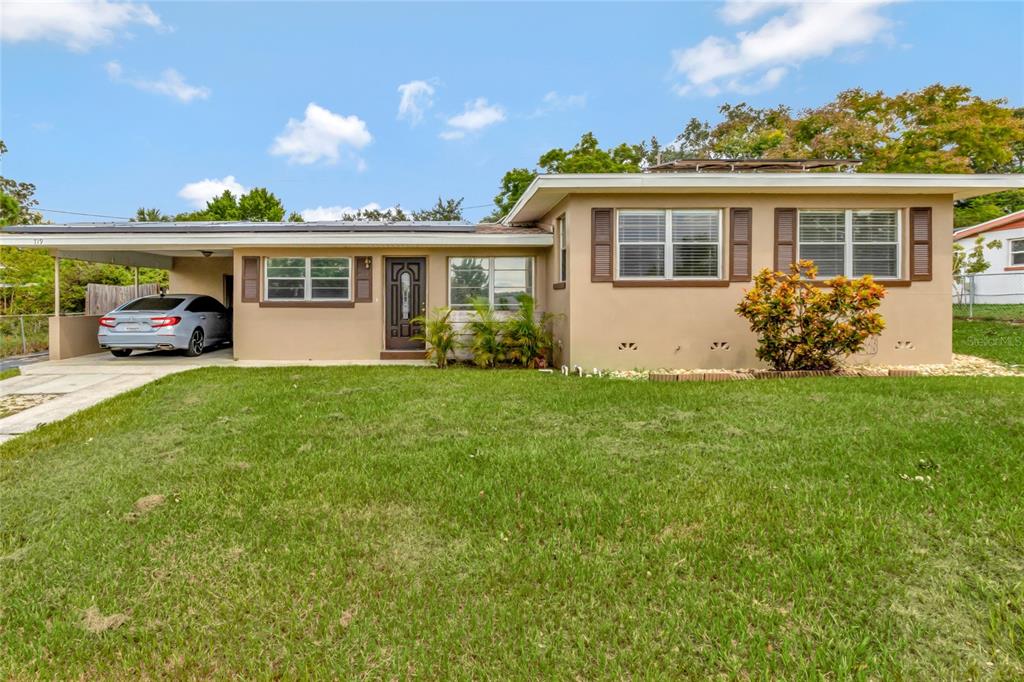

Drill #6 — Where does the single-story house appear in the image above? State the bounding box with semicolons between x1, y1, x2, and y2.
953;209;1024;304
4;164;1022;369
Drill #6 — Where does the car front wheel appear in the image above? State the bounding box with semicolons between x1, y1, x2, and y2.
184;328;204;357
110;349;132;358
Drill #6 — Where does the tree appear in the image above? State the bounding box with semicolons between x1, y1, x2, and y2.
412;197;464;221
238;187;286;222
340;206;409;221
486;168;537;222
133;207;169;222
485;133;655;221
660;84;1024;227
953;236;1001;276
0;140;42;225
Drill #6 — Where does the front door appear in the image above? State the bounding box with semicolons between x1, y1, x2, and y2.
385;257;426;350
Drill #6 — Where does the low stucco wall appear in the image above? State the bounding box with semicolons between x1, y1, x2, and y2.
48;315;102;360
542;192;954;370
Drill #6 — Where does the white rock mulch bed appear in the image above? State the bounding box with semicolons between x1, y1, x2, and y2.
605;354;1021;381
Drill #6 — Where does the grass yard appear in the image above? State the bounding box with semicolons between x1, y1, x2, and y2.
1;368;1023;678
953;303;1024;323
954;319;1024;367
0;367;20;382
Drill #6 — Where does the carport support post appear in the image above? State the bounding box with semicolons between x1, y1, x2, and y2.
53;256;60;316
133;266;139;298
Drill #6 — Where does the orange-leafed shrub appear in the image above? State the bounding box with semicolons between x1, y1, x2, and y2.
736;260;887;371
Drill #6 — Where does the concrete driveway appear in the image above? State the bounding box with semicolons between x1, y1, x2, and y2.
0;348;234;444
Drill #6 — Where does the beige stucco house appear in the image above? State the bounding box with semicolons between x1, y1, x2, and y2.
4;168;1022;369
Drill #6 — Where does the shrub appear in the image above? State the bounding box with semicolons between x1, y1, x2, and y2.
502;294;556;368
735;260;887;371
465;297;505;368
411;307;457;368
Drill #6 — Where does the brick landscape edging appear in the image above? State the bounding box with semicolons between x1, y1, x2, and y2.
648;368;919;382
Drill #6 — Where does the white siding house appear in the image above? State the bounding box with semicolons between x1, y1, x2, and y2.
953;210;1024;304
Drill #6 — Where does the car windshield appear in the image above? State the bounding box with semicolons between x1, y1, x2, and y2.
118;296;184;312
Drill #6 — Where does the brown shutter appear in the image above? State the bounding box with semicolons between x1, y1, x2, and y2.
355;256;372;302
591;208;614;282
241;256;259;302
909;207;932;281
774;208;797;272
729;208;752;281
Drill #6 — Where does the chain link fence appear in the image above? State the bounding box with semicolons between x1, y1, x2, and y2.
953;273;1024;321
0;314;52;358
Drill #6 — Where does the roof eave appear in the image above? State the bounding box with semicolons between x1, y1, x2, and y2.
504;173;1024;224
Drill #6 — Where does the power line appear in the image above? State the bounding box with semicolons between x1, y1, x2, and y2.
38;207;132;220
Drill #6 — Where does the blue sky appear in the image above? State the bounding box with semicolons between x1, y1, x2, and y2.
2;1;1022;222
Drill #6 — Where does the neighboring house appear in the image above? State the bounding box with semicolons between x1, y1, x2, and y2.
953;210;1024;304
3;165;1022;369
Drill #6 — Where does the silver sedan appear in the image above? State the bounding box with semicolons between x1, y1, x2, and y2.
98;294;231;357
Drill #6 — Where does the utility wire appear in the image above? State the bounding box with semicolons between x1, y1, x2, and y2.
38;207;132;220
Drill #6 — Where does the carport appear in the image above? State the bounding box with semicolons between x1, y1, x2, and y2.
1;223;235;360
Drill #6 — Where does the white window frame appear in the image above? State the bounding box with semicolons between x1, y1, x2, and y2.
1009;238;1024;267
447;256;535;309
557;214;567;283
615;209;723;281
798;209;901;280
264;256;353;302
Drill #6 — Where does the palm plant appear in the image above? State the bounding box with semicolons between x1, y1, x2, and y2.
411;307;457;368
465;297;505;368
502;294;556;368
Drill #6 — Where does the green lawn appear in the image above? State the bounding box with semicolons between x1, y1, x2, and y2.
2;368;1023;678
953;303;1024;323
0;367;20;382
954;319;1024;366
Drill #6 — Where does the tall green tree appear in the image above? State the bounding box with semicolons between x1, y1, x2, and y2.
412;197;465;221
0;141;43;225
486;133;653;221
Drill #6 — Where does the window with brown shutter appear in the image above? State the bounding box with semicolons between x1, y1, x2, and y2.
729;207;752;281
241;256;259;302
774;208;796;272
591;208;613;281
355;256;373;302
909;207;932;281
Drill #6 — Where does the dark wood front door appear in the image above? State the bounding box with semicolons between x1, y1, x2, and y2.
385;257;426;350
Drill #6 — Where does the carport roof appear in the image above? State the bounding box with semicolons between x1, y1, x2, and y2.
3;220;483;234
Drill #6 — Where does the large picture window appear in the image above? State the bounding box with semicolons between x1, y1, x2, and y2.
264;257;351;301
798;209;900;279
617;209;721;279
449;257;534;309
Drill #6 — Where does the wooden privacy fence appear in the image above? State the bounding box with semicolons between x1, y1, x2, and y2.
85;283;160;316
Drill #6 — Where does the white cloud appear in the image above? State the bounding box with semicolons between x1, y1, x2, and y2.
106;60;210;103
397;80;436;125
270;102;372;165
672;0;894;95
531;90;587;117
178;175;247;208
440;98;506;140
1;0;162;52
300;203;383;221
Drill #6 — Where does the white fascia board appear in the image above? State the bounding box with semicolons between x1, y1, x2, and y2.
0;232;553;249
504;173;1024;224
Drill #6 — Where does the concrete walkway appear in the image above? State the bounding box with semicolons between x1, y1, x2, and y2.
0;348;234;444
